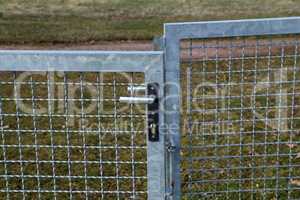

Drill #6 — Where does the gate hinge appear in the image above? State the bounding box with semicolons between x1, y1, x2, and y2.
165;192;173;200
165;182;175;200
166;141;176;153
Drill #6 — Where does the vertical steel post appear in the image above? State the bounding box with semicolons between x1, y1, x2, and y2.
164;28;181;200
145;55;167;200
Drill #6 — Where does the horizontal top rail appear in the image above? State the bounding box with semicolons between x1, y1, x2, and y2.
164;17;300;39
0;50;163;72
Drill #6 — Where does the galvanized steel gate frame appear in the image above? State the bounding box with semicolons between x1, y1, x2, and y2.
163;17;300;200
0;51;166;199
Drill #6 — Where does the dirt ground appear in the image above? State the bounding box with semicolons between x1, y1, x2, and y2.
0;41;153;51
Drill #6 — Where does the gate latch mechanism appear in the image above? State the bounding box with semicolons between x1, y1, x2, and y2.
119;83;160;142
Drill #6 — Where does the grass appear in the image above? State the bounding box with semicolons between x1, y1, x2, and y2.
1;0;300;43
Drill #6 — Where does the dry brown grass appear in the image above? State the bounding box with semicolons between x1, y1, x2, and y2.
1;0;300;43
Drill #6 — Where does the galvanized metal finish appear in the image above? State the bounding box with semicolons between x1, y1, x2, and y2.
0;51;165;199
164;24;182;200
165;17;300;40
164;17;300;200
145;66;166;200
0;51;162;72
119;97;155;104
127;85;147;94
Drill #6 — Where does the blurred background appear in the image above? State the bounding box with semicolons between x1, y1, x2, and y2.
0;0;299;48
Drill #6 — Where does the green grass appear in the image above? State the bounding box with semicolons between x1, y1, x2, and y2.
1;0;300;43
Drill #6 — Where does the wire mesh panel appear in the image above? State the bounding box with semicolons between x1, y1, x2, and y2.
0;71;148;199
180;36;300;199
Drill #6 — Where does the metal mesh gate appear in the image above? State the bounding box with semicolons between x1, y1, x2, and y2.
2;17;300;200
0;51;165;200
0;71;147;199
180;37;300;199
164;17;300;200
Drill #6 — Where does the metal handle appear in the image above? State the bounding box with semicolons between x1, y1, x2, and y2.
120;83;160;142
119;96;155;104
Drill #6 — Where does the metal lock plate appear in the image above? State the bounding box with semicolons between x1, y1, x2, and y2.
147;83;159;142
